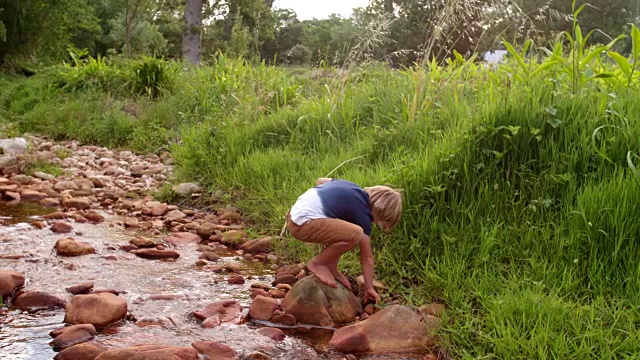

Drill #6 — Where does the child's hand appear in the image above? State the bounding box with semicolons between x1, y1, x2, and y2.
364;287;380;304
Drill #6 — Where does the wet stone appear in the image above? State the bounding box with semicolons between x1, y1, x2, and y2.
65;282;94;295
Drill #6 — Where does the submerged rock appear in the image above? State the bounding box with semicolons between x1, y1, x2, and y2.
281;275;361;326
14;290;66;310
132;249;180;260
50;324;97;350
329;305;440;354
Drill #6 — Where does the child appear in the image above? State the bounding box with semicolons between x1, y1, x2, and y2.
286;178;402;304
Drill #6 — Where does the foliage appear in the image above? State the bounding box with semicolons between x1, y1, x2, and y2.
130;56;173;99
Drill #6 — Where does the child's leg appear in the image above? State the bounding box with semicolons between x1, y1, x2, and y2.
287;215;363;288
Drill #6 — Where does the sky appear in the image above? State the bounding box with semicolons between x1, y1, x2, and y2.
273;0;370;20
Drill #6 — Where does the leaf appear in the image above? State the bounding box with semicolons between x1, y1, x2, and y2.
607;51;631;78
579;46;608;70
547;118;562;128
573;3;587;20
531;59;562;76
632;24;640;61
503;39;528;75
628;151;640;180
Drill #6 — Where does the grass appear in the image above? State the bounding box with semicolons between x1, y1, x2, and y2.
2;24;640;359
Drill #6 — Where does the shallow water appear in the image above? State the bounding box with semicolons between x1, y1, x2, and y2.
0;203;426;360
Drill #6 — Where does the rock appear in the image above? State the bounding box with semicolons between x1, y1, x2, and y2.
0;138;28;156
14;290;66;310
165;209;187;221
269;289;286;299
270;313;296;326
419;303;446;318
281;275;361;327
63;197;92;210
329;305;440;354
196;222;217;239
64;293;128;328
220;209;242;223
39;198;61;207
166;232;201;246
88;177;107;188
135;317;174;328
191;341;237;360
355;275;387;292
50;324;96;350
250;289;270;299
12;174;32;184
34;172;55;181
130;237;155;248
272;274;297;287
256;327;285;342
193;300;242;326
199;252;220;262
65;282;94;295
84;211;105;223
51;222;74;234
0;270;25;297
21;189;48;202
240;237;273;254
172;183;202;195
248;295;279;321
132;249;180;260
251;283;271;290
94;345;199;360
5;191;20;201
44;211;68;220
124;217;139;228
245;352;270;360
150;203;168;216
31;220;47;229
54;181;79;191
220;230;247;246
54;342;107;360
55;238;95;256
74;179;95;190
275;284;292;291
227;275;245;285
72;214;88;223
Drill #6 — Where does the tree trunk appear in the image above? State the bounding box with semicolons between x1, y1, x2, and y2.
183;0;203;65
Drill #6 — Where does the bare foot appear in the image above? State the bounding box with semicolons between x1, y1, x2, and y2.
307;260;337;288
331;268;352;289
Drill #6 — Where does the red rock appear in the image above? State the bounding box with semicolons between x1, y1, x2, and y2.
419;303;446;317
248;295;279;321
14;290;66;310
90;288;120;295
129;237;155;248
51;222;73;234
40;198;61;207
55;238;95;256
193;300;242;324
20;189;47;202
199;252;220;262
65;282;94;295
94;345;198;360
329;305;440;354
124;217;139;228
191;341;237;360
240;237;273;254
166;232;201;246
271;274;297;287
62;197;92;210
269;289;286;298
275;284;291;291
84;211;105;223
43;211;68;220
54;342;107;360
250;288;270;299
64;293;128;328
0;270;25;297
227;275;245;285
270;313;296;326
135;317;173;328
256;327;285;341
196;222;217;239
132;249;180;260
50;324;96;350
5;191;20;201
151;203;169;216
281;275;360;327
31;221;47;229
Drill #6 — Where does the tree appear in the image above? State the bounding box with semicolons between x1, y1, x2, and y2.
183;0;204;64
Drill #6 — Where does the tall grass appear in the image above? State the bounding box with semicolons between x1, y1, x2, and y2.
2;22;640;359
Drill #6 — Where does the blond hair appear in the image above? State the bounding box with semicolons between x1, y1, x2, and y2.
364;185;402;229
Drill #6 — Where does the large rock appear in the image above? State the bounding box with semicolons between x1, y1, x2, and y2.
95;345;198;360
54;342;107;360
191;341;237;360
0;270;24;297
0;137;28;156
51;222;74;234
14;290;66;310
248;295;279;321
172;183;201;195
55;238;96;256
166;232;201;246
50;324;97;350
64;293;128;328
281;275;361;326
132;249;180;260
329;305;440;354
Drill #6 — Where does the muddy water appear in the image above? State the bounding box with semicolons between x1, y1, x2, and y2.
0;203;425;360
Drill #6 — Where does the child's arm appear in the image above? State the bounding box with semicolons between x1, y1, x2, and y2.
316;178;333;185
359;235;380;303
